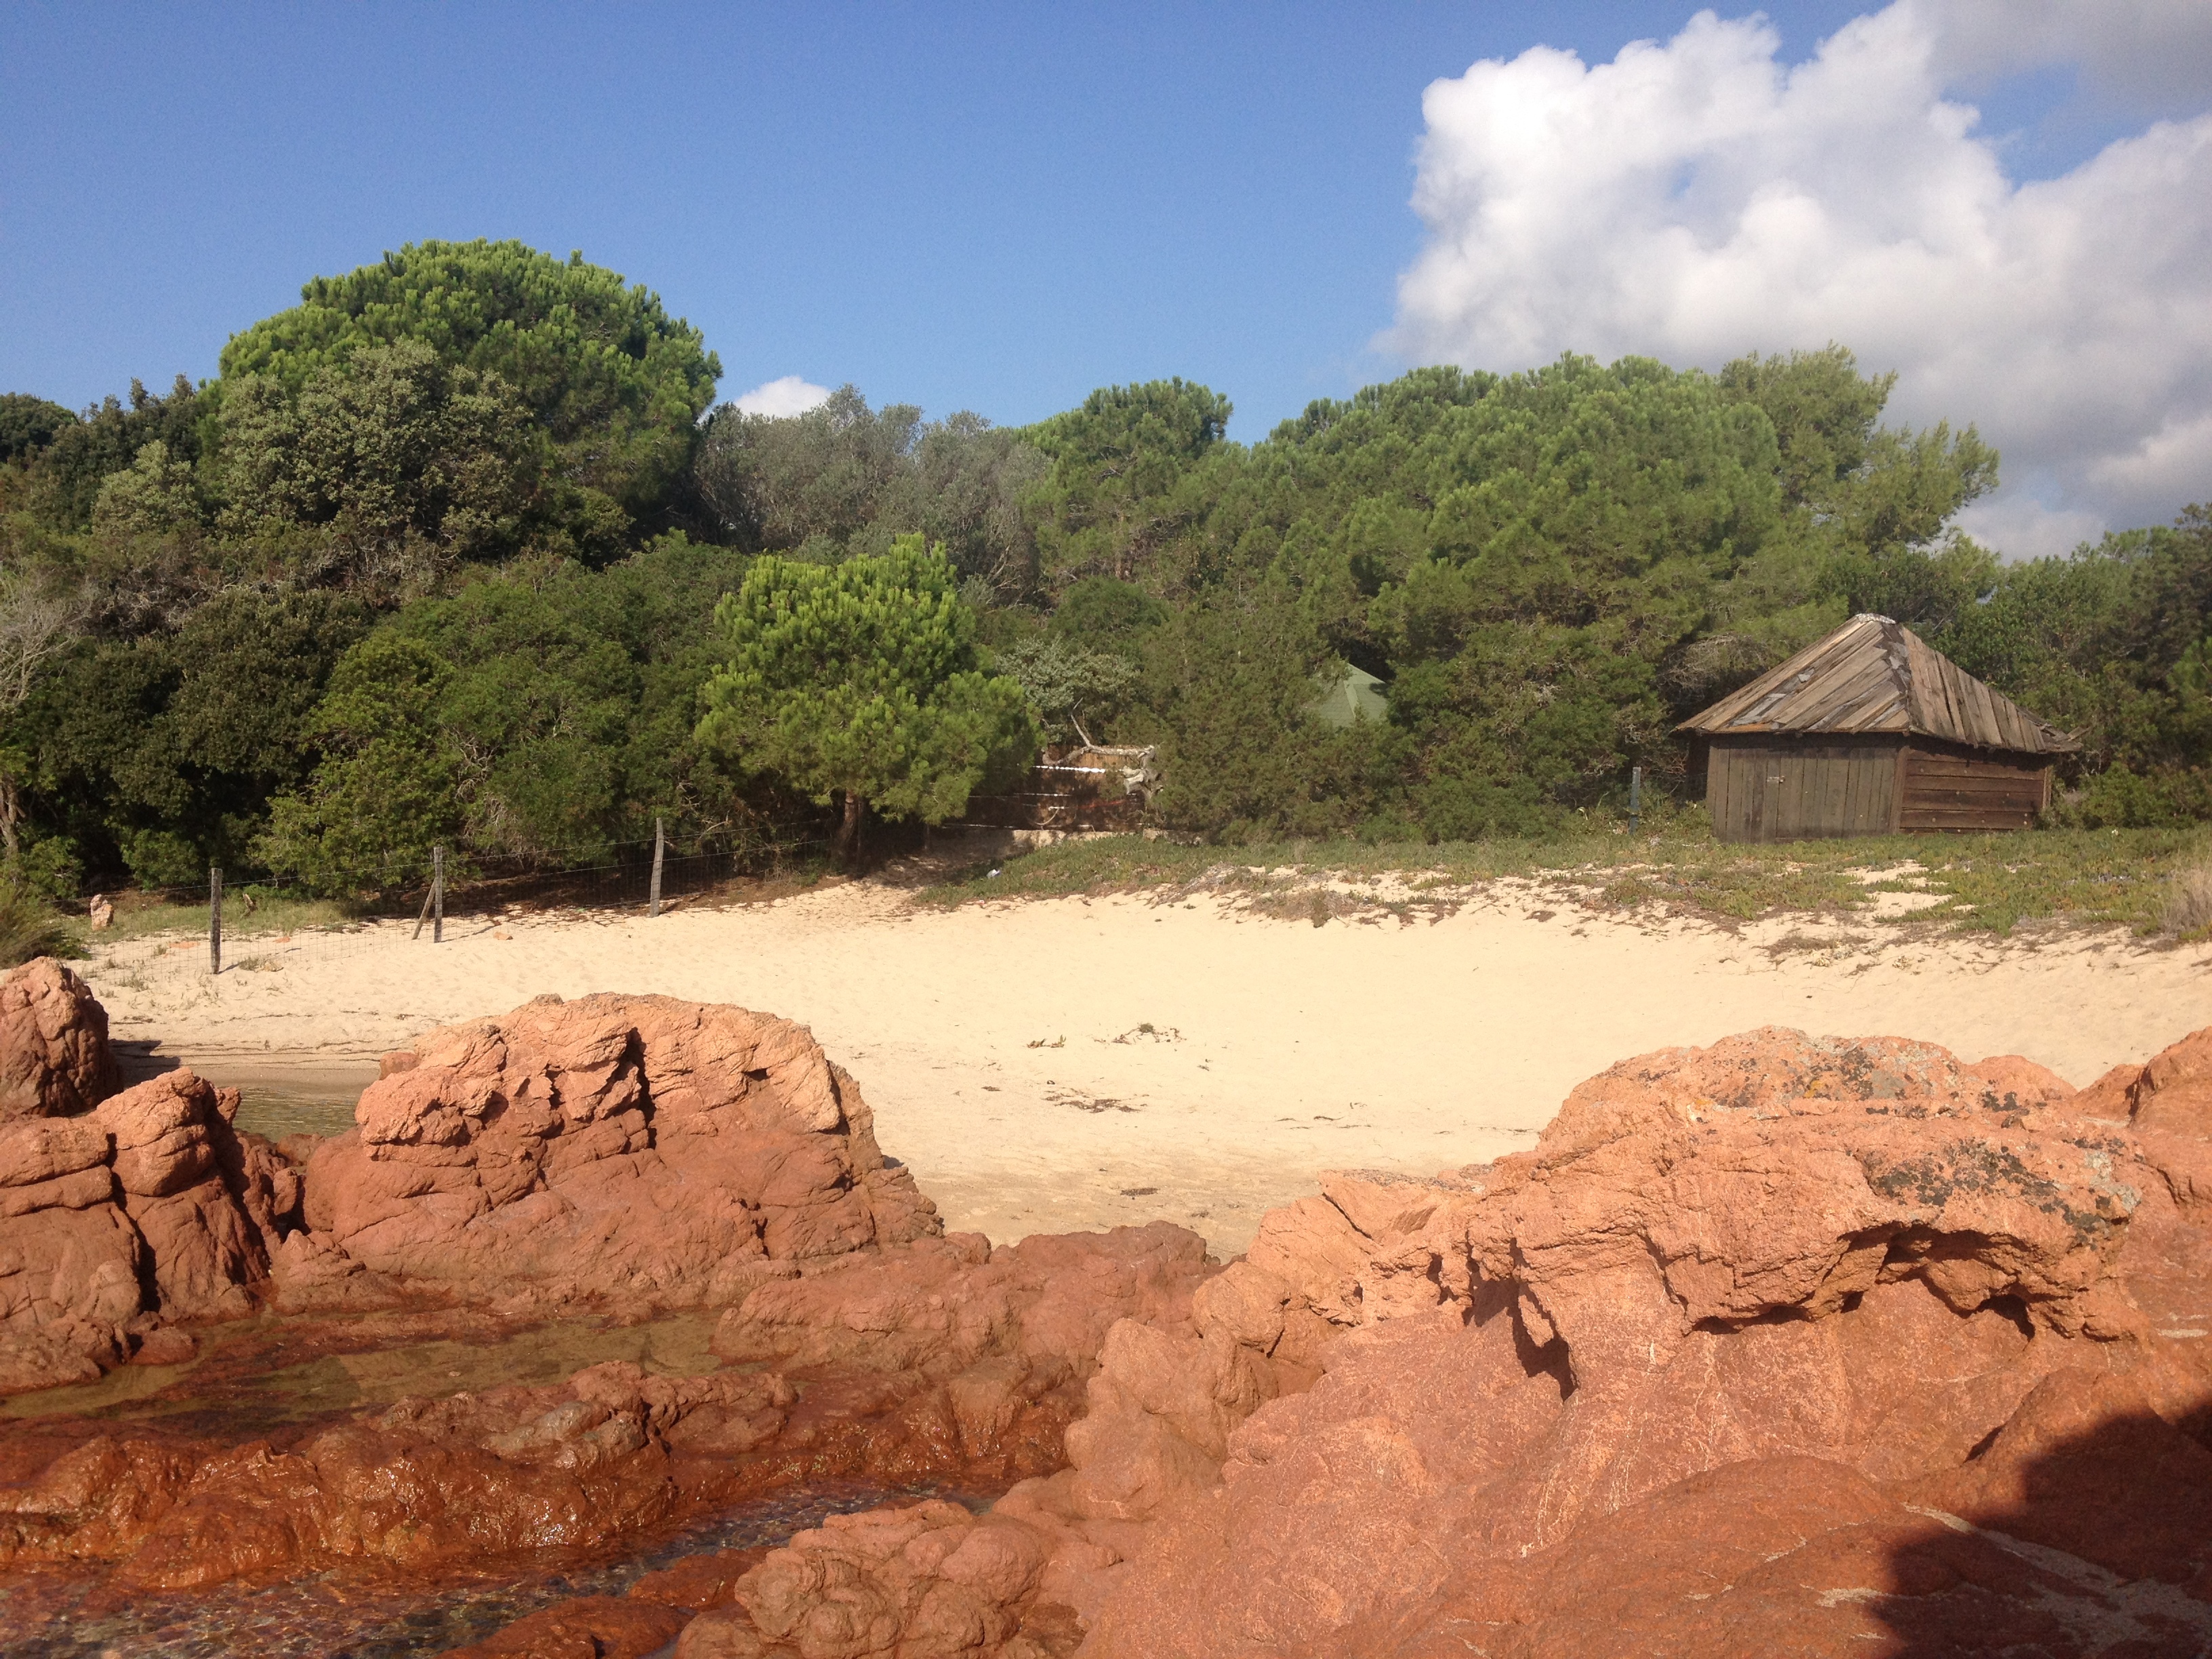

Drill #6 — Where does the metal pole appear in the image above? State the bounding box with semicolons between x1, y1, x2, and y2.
432;845;444;944
649;816;665;918
1629;765;1643;838
208;866;222;976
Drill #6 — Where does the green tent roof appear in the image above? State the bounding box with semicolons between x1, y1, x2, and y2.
1309;663;1389;729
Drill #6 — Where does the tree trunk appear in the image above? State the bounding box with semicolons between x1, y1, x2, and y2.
835;792;867;869
0;772;18;865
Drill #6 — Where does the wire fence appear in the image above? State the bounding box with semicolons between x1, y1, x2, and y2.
62;746;1159;1005
73;828;838;998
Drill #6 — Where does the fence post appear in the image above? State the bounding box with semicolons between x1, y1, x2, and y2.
1629;765;1643;838
208;866;222;976
649;816;665;918
432;845;444;943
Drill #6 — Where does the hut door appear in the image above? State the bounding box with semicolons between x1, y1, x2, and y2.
1757;766;1784;842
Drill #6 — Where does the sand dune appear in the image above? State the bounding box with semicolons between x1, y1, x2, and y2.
78;879;2212;1253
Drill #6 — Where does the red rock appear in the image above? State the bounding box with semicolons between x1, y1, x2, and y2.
629;1545;772;1612
2064;1024;2212;1215
17;996;2212;1656
441;1594;689;1658
1383;1452;2212;1658
1;1057;300;1392
1911;1364;2212;1591
287;994;943;1311
94;1071;272;1321
975;1026;2212;1658
710;1224;1211;1380
126;1324;196;1366
674;1500;1080;1659
0;1115;141;1391
0;958;119;1121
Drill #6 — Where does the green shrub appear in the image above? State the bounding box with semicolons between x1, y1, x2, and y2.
2053;767;2212;830
13;837;82;901
2163;859;2212;937
0;878;76;967
120;827;207;890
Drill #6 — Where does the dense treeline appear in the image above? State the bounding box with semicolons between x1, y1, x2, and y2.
1;238;2205;895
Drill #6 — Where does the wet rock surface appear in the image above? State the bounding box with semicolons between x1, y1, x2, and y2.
5;971;2212;1656
0;977;1224;1653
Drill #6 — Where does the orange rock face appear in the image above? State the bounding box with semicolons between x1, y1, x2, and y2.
1;1064;292;1392
285;994;943;1312
690;1025;2212;1659
0;958;119;1121
3;989;1229;1616
10;975;2212;1658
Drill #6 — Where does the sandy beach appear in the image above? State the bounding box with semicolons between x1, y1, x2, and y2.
78;879;2212;1254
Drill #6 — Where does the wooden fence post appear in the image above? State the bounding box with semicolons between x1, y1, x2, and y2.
208;866;222;976
432;845;444;943
1629;765;1643;838
649;816;665;918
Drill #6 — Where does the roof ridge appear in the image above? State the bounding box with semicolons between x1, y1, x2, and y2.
1674;615;2077;753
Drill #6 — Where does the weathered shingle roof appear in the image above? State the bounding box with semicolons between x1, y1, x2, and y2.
1675;615;2078;754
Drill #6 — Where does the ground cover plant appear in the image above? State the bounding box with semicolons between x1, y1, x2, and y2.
919;824;2207;941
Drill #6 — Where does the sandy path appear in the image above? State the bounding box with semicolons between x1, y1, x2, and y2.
80;883;2212;1253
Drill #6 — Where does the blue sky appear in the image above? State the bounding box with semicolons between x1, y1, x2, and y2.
0;1;2010;430
3;3;2206;548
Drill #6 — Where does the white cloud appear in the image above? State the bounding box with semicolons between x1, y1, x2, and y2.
1923;0;2212;111
1386;1;2212;556
733;375;832;417
1953;495;2104;562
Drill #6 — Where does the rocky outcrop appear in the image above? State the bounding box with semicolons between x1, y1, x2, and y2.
0;1225;1216;1597
0;1069;295;1393
693;1025;2212;1659
0;1361;787;1588
0;1110;146;1392
0;958;119;1121
2;989;957;1394
710;1223;1212;1381
0;959;301;1389
284;994;943;1311
3;987;1233;1610
673;1501;1080;1659
15;978;2212;1656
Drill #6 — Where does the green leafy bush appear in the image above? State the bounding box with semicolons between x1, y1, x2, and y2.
2052;766;2212;830
0;876;75;966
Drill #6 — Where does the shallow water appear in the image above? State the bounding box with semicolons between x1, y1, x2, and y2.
232;1085;359;1142
2;1311;727;1428
4;1479;982;1657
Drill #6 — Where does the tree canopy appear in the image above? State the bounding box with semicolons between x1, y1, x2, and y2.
697;535;1036;860
0;238;2203;896
219;239;722;529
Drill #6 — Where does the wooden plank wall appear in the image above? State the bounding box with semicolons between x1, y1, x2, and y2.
1707;738;1902;842
1898;741;2050;832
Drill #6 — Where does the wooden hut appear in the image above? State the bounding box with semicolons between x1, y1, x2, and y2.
960;744;1157;834
1675;614;2077;842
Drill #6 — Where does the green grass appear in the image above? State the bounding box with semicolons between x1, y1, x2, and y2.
0;879;81;966
920;825;2206;938
99;888;366;943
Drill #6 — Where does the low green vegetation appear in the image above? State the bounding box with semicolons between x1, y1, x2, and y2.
1;236;2207;930
922;825;2205;940
0;875;79;966
94;888;364;944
